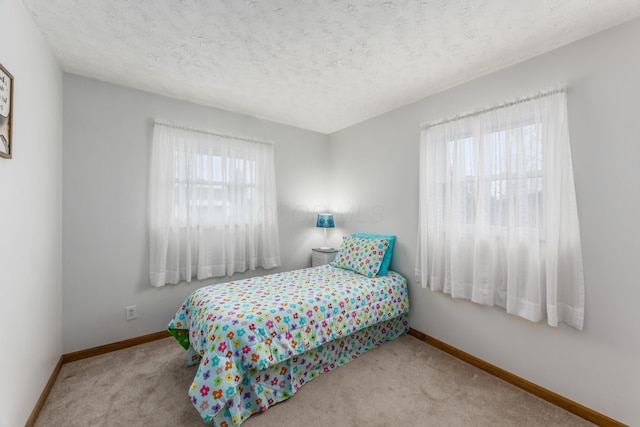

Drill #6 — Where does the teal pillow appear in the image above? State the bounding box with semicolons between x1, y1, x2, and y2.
351;233;395;276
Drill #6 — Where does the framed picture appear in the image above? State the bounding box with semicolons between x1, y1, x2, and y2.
0;62;13;159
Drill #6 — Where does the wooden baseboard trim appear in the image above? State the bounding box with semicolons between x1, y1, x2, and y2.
407;328;625;427
29;330;172;426
25;356;63;427
62;330;172;364
32;329;624;426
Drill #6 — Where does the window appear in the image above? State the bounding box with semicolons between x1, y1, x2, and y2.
444;123;544;233
149;122;280;287
172;151;257;226
416;89;585;330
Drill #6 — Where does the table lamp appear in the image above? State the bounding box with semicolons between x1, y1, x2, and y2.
316;213;335;249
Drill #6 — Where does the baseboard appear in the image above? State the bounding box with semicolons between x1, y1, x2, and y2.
28;330;171;426
25;356;63;427
61;330;171;364
407;328;625;427
30;329;625;426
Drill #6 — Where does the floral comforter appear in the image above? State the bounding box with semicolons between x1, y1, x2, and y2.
168;264;409;425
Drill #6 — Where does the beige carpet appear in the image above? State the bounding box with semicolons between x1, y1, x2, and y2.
35;334;593;427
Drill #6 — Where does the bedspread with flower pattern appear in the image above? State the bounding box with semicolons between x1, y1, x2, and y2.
168;264;409;425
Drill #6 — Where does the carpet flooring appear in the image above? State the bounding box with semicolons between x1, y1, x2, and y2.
35;334;593;426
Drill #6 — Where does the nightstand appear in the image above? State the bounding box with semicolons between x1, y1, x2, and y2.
311;248;338;267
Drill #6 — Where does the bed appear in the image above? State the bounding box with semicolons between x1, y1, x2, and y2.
168;234;409;425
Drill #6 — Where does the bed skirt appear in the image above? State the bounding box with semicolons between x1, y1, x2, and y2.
203;312;409;426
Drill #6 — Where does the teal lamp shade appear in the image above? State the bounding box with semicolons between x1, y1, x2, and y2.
316;213;334;248
316;213;335;228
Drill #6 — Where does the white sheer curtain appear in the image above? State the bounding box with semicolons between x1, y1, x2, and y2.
149;121;280;287
416;89;585;330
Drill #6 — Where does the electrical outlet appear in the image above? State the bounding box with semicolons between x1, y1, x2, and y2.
125;305;138;321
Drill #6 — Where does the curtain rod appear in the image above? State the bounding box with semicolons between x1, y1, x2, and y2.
154;120;274;145
421;87;566;130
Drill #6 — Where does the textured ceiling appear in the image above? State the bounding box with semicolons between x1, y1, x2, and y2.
21;0;640;133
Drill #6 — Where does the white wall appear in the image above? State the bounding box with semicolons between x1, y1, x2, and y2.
0;0;63;426
62;75;329;353
328;19;640;425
